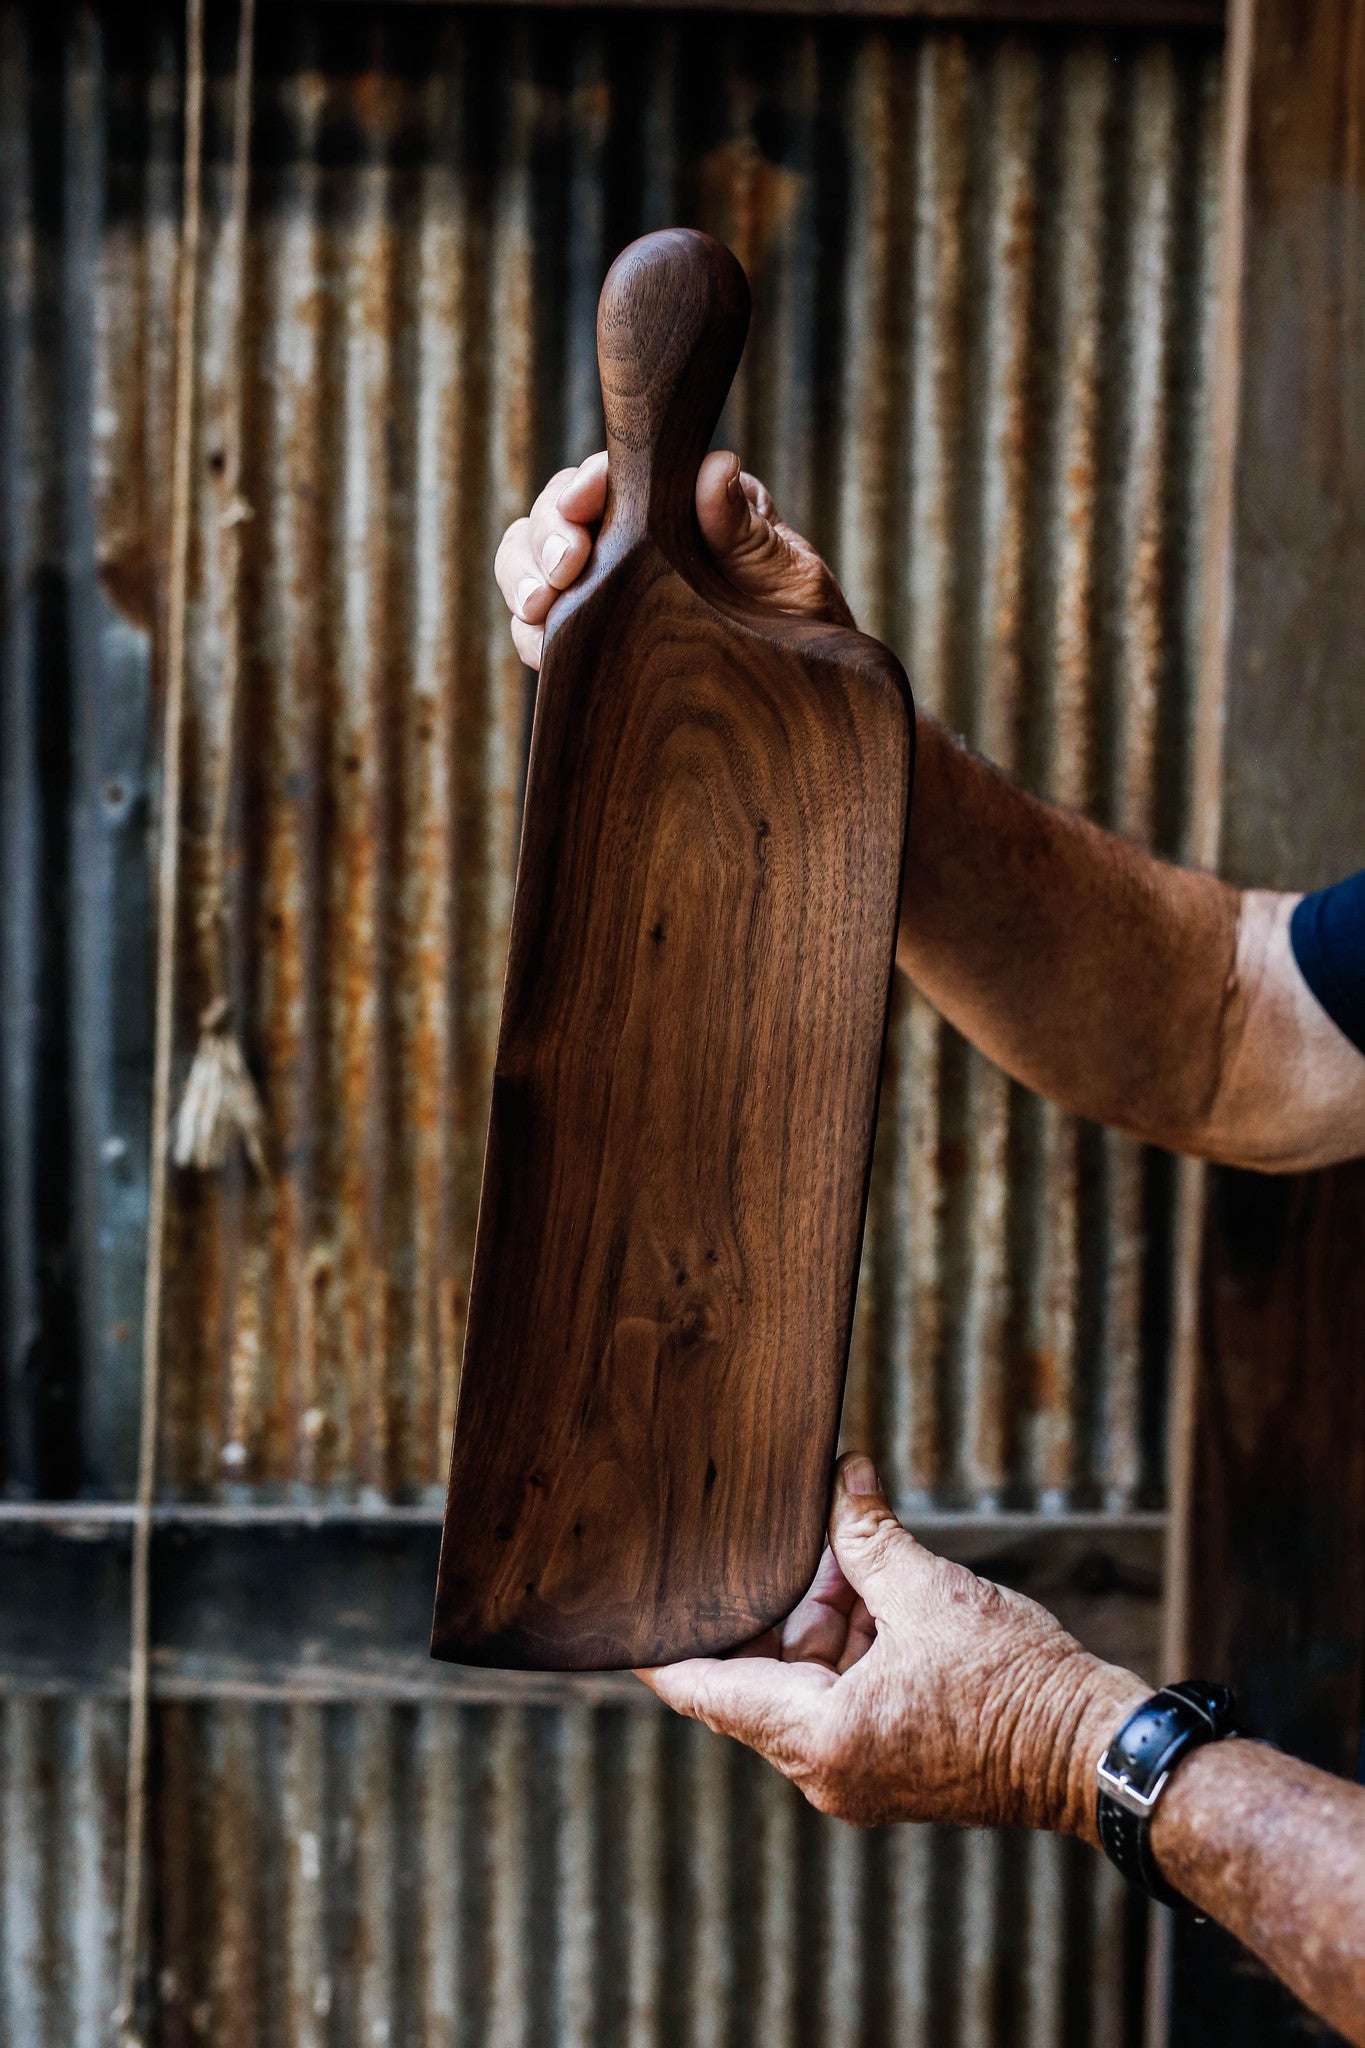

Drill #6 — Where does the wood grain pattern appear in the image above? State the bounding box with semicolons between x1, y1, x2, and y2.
431;230;913;1669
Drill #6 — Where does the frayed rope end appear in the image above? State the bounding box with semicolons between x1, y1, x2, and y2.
171;1002;267;1176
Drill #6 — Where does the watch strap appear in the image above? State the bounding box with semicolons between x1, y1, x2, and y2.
1096;1681;1237;1909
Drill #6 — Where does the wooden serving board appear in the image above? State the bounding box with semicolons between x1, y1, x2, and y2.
432;230;913;1670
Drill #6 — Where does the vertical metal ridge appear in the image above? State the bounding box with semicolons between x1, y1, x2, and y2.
886;1823;932;2046
1020;1829;1067;2047
897;32;976;1508
355;1704;400;2047
955;40;1044;1509
243;33;327;1501
487;1704;531;2048
1020;41;1112;1510
331;47;402;1506
1090;1852;1135;2048
1094;40;1182;1509
209;1702;266;2041
818;1816;867;2048
743;28;821;536
557;1703;597;2048
835;31;900;645
2;1700;50;2043
624;1706;664;2048
283;1705;331;2048
684;1716;731;2048
0;4;42;1500
407;24;470;1502
753;1755;799;2048
955;1828;1001;2048
560;22;610;465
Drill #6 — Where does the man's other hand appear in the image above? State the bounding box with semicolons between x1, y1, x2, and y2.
494;450;854;669
637;1454;1148;1839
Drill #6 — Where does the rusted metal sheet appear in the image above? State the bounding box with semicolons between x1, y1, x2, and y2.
0;3;1223;2044
0;1698;126;2046
0;1693;1144;2048
129;9;1222;1515
0;10;1224;1515
0;2;155;1500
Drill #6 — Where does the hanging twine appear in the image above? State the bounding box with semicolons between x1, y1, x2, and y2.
172;0;265;1178
115;1;258;2040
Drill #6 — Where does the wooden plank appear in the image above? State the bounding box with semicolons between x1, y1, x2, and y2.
1164;3;1365;2041
433;231;912;1670
1215;2;1365;896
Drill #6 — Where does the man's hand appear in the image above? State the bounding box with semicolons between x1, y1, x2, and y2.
638;1454;1147;1839
494;449;853;669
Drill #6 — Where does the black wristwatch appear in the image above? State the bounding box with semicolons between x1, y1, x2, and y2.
1096;1681;1237;1909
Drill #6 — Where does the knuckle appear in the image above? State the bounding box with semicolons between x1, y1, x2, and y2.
802;1758;856;1822
968;1570;1008;1620
509;619;542;668
743;473;775;518
852;1511;905;1573
803;1776;843;1819
496;515;529;565
806;1708;853;1783
536;468;578;514
733;510;777;557
929;1557;1000;1629
529;500;564;547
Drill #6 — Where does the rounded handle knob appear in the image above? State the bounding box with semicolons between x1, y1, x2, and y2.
597;229;750;558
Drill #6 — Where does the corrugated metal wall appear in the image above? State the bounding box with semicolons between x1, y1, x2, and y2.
0;3;1222;2042
4;1694;1142;2047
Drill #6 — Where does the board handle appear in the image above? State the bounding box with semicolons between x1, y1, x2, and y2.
597;229;751;561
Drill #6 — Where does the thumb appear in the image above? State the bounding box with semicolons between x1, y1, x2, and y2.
828;1453;929;1620
695;451;783;583
694;452;854;626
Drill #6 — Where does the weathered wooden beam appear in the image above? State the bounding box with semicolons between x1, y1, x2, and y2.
1164;1;1365;2040
311;0;1225;23
0;1505;1164;1700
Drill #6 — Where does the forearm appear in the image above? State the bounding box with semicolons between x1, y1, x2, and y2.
898;715;1242;1154
1152;1740;1365;2043
1050;1670;1365;2044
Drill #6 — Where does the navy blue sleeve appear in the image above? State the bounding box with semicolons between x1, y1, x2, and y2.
1289;871;1365;1056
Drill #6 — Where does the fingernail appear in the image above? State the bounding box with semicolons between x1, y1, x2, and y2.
842;1455;879;1496
515;575;542;616
542;534;568;578
726;460;744;501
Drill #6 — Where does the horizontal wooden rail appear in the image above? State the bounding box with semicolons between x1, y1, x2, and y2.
313;0;1225;25
0;1505;1164;1702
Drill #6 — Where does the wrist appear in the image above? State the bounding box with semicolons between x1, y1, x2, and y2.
1034;1656;1151;1844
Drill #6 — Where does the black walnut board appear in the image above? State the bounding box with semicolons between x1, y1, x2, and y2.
432;230;913;1670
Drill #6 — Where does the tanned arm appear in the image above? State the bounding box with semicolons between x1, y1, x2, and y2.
497;450;1365;1173
900;719;1365;1170
1149;1740;1365;2039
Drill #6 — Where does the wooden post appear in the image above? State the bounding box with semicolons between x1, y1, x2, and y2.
1163;0;1365;2039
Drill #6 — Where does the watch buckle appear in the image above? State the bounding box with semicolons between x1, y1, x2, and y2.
1096;1756;1170;1820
